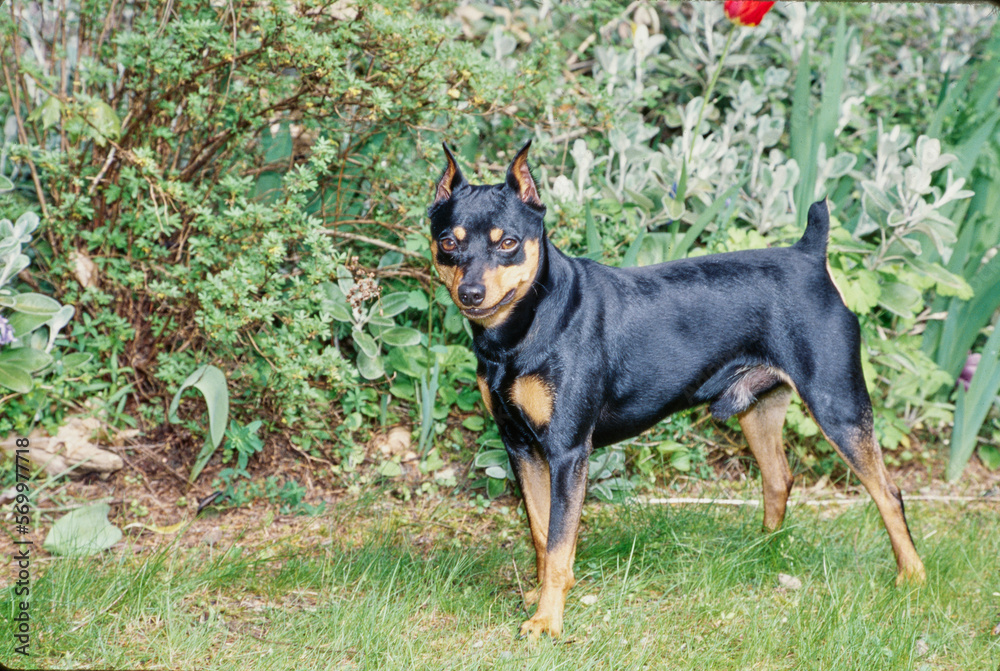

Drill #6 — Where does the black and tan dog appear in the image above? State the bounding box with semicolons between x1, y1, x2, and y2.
427;141;925;639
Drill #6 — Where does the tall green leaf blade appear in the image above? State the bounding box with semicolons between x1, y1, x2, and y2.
168;364;230;482
789;40;814;225
948;325;1000;481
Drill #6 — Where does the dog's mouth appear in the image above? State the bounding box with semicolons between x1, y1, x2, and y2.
461;289;517;320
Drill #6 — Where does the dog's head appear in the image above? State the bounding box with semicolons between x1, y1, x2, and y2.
427;142;546;329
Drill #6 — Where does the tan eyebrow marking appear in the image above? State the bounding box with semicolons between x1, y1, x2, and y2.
454;226;466;241
490;228;504;243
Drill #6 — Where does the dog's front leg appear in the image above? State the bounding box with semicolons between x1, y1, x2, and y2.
519;444;589;640
507;447;551;606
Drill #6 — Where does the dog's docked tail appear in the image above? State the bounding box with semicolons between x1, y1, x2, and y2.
793;199;830;257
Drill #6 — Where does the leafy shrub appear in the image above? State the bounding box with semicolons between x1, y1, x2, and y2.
0;0;584;451
3;0;998;489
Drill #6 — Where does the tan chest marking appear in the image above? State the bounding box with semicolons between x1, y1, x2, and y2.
511;374;554;427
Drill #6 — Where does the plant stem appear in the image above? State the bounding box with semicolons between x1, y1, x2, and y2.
688;28;736;164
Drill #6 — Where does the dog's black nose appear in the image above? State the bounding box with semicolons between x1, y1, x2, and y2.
458;282;486;307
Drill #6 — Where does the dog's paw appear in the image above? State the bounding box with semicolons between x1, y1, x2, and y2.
519;612;562;640
523;586;541;606
895;563;927;586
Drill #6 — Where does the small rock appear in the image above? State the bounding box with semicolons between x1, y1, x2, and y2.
372;426;411;457
580;594;598;606
777;573;802;590
2;416;123;477
915;638;929;656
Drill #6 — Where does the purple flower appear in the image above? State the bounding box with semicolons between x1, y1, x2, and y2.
958;352;981;391
0;314;14;346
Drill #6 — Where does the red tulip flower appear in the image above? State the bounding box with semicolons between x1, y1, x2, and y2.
724;0;776;27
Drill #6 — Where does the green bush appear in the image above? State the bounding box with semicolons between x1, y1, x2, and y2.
0;0;584;448
2;1;998;488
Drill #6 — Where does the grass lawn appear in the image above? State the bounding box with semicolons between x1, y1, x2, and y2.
3;491;999;670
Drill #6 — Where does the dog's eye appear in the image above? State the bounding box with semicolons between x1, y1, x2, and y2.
440;238;457;252
500;238;519;251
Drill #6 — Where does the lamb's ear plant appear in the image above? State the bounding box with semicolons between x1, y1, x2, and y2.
0;211;86;394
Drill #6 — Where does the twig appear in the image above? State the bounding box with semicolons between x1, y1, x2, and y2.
323;228;425;260
87;146;118;196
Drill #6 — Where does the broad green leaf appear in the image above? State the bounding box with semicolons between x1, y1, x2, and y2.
6;309;50;339
830;267;880;313
0;253;29;286
484;465;508;479
84;101;121;144
43;502;122;557
434;286;452;307
0;362;32;393
486;475;506;498
336;265;354;294
462;415;484;431
356;351;385;380
353;328;379;357
474;449;508;468
15;211;39;236
2;293;61;316
877;282;922;318
378;292;410;317
906;257;973;299
0;347;53;372
380;327;421;347
41;96;62;129
0;174;13;193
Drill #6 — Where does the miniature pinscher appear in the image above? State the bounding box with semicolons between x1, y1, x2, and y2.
427;141;925;640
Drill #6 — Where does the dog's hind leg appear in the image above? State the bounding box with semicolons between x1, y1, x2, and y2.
738;385;794;531
797;375;926;585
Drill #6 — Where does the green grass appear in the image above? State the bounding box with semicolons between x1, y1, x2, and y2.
3;498;999;670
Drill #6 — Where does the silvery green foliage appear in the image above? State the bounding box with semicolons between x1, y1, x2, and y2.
532;1;994;457
0;212;80;393
859;127;974;262
570;1;993;240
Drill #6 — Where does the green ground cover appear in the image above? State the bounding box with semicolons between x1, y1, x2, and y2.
4;494;997;670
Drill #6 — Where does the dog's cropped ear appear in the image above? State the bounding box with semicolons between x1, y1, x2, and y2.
434;143;468;205
505;140;543;208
